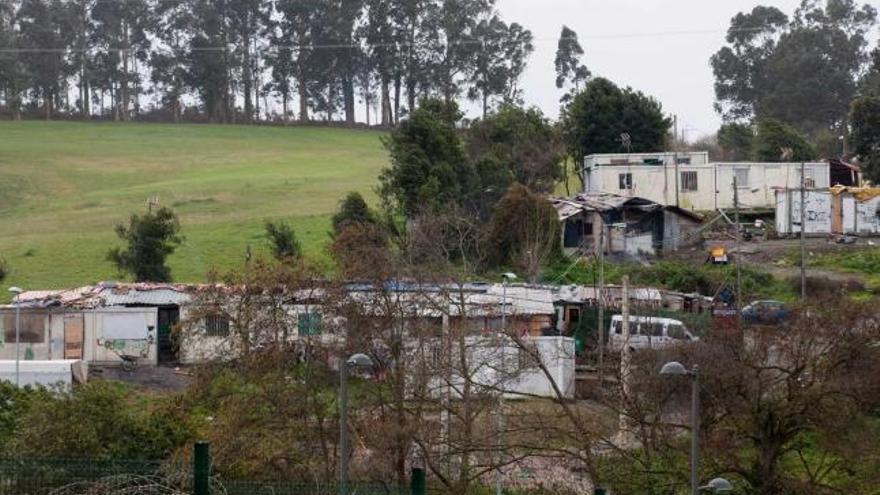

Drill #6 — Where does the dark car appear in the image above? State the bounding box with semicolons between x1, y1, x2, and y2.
742;300;789;325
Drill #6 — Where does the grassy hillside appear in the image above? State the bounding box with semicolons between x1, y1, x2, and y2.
0;121;388;293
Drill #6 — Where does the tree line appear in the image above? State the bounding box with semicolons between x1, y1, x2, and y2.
710;0;880;178
0;0;535;124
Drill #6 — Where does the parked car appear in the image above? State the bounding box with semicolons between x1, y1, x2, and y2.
742;300;789;325
608;315;698;351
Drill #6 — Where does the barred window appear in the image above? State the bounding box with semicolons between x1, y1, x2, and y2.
205;314;230;337
681;171;698;191
298;312;322;336
618;173;633;190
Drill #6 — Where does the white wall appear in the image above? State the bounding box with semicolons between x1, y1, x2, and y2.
0;360;86;388
87;308;159;365
436;336;575;400
584;158;830;211
776;189;880;235
0;308;158;366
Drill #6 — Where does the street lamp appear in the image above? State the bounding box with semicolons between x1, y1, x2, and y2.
701;477;733;493
497;272;516;495
8;287;23;387
660;361;700;495
339;352;374;495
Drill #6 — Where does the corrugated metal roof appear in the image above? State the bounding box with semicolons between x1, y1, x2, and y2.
551;193;660;219
102;288;191;306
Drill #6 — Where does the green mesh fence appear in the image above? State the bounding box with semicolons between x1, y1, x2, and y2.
0;458;409;495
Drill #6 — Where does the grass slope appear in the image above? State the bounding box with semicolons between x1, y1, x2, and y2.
0;121;388;293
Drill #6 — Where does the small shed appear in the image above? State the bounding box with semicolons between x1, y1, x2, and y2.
775;187;880;236
552;193;703;256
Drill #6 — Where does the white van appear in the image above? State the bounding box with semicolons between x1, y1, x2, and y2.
608;315;697;351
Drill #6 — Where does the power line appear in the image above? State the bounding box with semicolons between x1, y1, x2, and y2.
0;26;781;54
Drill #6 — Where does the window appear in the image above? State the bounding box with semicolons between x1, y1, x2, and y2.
3;314;45;344
612;320;622;334
734;168;749;188
650;322;664;337
804;177;816;188
618;173;633;190
298;311;322;336
429;344;443;368
205;314;230;337
676;157;692;165
681;171;698;191
667;324;686;340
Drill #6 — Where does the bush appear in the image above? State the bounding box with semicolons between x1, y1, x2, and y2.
5;381;196;459
484;184;562;281
265;220;302;262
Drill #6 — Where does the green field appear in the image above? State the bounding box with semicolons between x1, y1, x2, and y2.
0;121;389;294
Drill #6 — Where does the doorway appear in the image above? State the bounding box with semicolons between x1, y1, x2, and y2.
157;307;179;364
63;315;84;359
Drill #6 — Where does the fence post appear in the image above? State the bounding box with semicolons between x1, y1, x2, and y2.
410;467;426;495
193;441;211;495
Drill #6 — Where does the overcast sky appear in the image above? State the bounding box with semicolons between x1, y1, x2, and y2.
492;0;808;140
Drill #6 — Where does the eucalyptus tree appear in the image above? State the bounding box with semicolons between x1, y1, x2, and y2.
90;0;152;120
711;1;877;134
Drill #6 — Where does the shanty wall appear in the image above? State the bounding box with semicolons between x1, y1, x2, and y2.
0;307;158;366
585;162;829;211
429;336;575;400
775;190;880;235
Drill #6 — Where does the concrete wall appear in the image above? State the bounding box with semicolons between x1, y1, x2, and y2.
0;360;86;388
440;336;576;400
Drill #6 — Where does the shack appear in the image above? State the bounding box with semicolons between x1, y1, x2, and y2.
0;283;191;367
775;187;880;236
552;193;704;256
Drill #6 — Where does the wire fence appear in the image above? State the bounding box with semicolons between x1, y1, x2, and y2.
0;457;412;495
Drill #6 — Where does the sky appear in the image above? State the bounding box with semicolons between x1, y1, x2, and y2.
492;0;807;141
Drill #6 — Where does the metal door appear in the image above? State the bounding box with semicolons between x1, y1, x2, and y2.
157;307;179;363
63;315;84;359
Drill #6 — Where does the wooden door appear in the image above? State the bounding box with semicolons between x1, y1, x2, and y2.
831;194;843;234
63;315;84;359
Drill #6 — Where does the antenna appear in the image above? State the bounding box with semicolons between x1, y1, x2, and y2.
619;133;632;153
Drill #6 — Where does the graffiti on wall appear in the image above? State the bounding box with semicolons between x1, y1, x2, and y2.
855;200;880;233
791;193;832;233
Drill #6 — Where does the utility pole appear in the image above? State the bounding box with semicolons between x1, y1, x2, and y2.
800;161;807;300
617;275;632;448
673;115;680;208
733;176;742;327
597;227;605;389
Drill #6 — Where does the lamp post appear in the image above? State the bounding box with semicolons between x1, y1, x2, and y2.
8;287;23;387
660;361;700;495
701;477;733;493
339;352;374;495
497;272;516;495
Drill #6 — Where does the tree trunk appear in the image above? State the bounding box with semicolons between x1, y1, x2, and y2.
393;75;401;124
243;33;253;123
282;92;289;123
44;87;51;120
121;22;130;122
407;79;416;116
298;77;309;122
381;76;392;127
365;92;371;126
253;39;261;122
343;76;355;124
482;89;488;119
